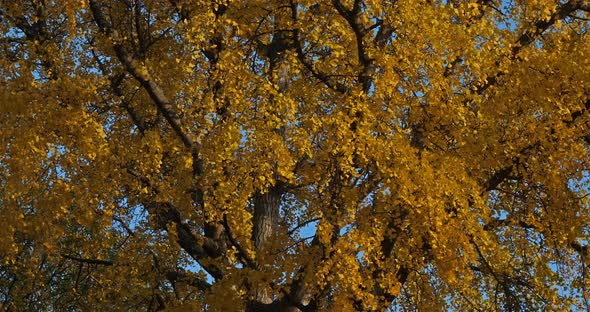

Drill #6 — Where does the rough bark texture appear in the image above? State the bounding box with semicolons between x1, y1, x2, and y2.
249;22;291;305
252;188;282;304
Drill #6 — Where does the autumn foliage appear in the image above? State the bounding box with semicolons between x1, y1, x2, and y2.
2;0;590;310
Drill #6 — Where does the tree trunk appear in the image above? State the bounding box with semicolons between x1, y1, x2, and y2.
250;24;290;306
252;188;281;304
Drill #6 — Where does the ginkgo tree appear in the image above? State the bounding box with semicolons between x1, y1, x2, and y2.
2;0;590;310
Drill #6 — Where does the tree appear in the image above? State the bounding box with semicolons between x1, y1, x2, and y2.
1;0;590;310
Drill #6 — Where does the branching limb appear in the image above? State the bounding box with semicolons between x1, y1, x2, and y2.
89;0;196;150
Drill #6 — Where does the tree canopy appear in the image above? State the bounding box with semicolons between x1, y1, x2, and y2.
2;0;590;310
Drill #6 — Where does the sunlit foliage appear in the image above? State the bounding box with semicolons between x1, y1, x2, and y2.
2;0;590;310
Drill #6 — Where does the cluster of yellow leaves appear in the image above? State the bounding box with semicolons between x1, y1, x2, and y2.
1;0;590;311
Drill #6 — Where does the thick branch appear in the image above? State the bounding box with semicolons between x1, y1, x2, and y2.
332;0;374;92
474;0;585;95
92;0;225;280
567;98;590;124
513;1;585;53
126;168;224;280
370;214;410;309
223;215;257;269
484;166;513;192
89;0;195;149
289;1;350;94
166;270;212;293
153;201;225;280
374;21;394;48
570;241;589;258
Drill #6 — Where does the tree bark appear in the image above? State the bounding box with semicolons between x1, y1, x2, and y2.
252;187;281;304
249;21;292;305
